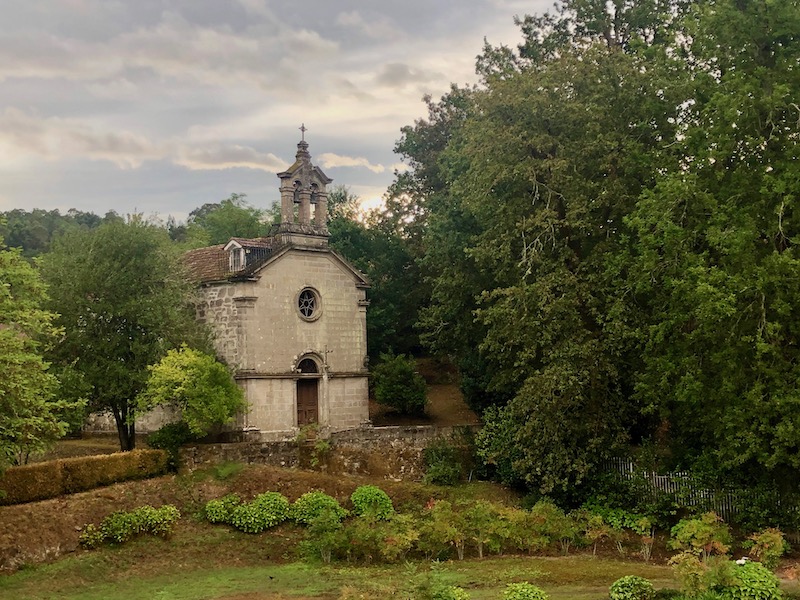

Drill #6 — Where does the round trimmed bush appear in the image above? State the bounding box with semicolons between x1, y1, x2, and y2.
350;485;394;520
372;353;427;415
610;575;655;600
435;586;471;600
230;492;290;534
502;582;549;600
716;561;781;600
136;504;181;537
205;494;241;524
291;491;348;525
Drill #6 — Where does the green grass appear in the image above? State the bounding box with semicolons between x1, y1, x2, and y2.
1;562;332;600
0;535;678;600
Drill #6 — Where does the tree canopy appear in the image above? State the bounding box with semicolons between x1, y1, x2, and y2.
186;193;267;246
41;218;210;451
396;0;800;492
0;230;79;466
136;345;246;437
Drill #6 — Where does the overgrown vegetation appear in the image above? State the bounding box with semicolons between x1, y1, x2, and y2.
79;504;180;548
136;345;246;439
371;353;428;416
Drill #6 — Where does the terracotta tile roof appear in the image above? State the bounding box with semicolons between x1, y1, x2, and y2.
183;244;229;283
183;237;277;283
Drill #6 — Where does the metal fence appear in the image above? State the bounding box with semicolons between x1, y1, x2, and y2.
602;457;789;525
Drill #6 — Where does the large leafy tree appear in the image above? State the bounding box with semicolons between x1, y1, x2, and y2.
625;0;800;480
186;193;266;246
0;231;77;466
41;218;210;451
401;0;800;492
327;186;424;358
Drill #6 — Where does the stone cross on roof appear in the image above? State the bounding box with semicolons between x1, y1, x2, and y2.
299;123;307;141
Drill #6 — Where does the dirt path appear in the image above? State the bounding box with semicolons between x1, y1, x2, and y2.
370;383;478;427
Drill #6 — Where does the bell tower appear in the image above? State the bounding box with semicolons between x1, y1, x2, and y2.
276;125;332;247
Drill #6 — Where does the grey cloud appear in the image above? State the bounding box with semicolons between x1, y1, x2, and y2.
375;63;442;89
175;144;287;172
0;0;554;217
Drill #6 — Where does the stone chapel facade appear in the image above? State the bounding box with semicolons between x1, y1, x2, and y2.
184;139;371;439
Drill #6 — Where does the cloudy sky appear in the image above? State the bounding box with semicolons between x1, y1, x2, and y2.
0;0;549;221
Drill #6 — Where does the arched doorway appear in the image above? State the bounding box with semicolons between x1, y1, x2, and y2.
296;358;319;426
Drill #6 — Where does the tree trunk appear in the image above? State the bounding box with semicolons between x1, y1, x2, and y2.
111;405;136;451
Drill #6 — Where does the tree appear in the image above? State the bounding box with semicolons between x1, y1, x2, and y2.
326;187;424;358
136;345;246;437
0;231;79;466
0;208;107;258
624;0;800;480
41;218;210;451
401;0;800;492
371;353;427;416
187;193;266;245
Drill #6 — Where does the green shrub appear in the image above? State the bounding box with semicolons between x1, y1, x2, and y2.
371;353;427;416
84;504;180;547
291;491;347;525
78;523;104;549
423;438;463;485
714;561;782;600
418;500;467;560
610;575;656;600
502;582;550;600
135;504;181;537
376;513;420;563
744;528;789;570
300;507;347;564
100;510;139;544
205;494;241;524
350;485;394;520
670;513;731;560
463;500;508;558
529;500;579;554
504;506;550;554
230;492;290;533
146;421;196;470
434;586;471;600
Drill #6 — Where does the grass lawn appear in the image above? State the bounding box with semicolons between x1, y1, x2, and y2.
0;547;678;600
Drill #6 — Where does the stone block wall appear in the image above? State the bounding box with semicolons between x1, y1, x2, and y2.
178;425;478;481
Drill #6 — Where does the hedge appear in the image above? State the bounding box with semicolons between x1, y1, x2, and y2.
0;449;168;505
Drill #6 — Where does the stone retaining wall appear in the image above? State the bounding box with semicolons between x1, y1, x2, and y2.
178;425;478;481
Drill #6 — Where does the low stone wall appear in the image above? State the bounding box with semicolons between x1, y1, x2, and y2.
178;425;478;481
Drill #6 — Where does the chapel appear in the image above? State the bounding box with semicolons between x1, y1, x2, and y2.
183;137;371;438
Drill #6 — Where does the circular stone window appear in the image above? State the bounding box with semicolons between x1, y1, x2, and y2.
296;287;321;321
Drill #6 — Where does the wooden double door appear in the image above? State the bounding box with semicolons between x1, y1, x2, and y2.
297;379;319;426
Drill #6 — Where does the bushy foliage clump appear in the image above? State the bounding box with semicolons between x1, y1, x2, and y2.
204;493;241;524
743;528;789;570
502;582;550;600
371;353;427;415
434;586;471;600
350;485;394;519
79;504;180;548
291;491;348;525
423;437;463;485
669;513;731;560
229;492;290;533
146;421;197;470
609;575;655;600
137;345;246;438
714;561;782;600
